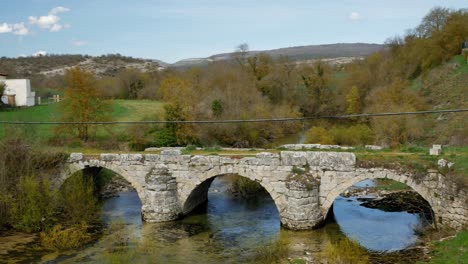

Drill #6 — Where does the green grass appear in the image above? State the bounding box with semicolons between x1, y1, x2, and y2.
452;55;468;75
374;178;410;191
0;100;165;143
419;231;468;264
110;100;165;121
410;77;422;91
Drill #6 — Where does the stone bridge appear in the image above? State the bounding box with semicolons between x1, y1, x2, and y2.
60;150;467;230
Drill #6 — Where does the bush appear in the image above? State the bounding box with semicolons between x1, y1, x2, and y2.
322;237;369;264
40;222;91;250
254;234;290;263
305;126;335;144
330;124;374;146
10;176;56;232
306;124;373;146
60;172;99;224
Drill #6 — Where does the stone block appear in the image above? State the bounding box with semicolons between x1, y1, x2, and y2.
144;154;160;162
365;145;384;150
161;148;182;155
280;151;308;166
319;152;356;170
68;153;83;162
101;153;120;161
430;148;441;156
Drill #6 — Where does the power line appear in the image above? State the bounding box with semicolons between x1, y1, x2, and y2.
0;109;467;125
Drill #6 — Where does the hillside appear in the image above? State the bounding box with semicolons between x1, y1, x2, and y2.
172;43;385;68
0;54;161;78
416;55;468;145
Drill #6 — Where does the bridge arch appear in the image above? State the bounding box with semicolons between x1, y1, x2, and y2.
60;163;146;204
320;169;436;224
178;166;285;221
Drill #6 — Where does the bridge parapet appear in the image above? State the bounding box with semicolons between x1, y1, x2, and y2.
68;150;356;171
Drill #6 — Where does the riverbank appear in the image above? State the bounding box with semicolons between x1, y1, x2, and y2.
419;230;467;264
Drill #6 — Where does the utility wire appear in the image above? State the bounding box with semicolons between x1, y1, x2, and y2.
0;109;467;125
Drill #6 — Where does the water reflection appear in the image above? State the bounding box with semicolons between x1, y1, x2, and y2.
333;196;420;252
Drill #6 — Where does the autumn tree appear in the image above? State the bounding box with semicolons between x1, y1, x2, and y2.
366;79;425;146
346;85;360;115
298;62;332;116
58;67;112;141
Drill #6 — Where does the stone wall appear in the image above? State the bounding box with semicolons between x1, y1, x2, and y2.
62;150;467;230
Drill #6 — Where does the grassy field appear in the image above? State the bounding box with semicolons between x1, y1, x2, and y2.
0;99;165;142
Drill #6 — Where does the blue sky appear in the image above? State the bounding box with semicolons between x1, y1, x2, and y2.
0;0;466;63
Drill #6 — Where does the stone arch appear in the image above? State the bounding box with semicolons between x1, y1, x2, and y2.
60;163;146;204
320;169;436;222
179;166;284;218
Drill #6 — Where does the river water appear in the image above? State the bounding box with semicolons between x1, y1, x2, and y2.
1;177;428;263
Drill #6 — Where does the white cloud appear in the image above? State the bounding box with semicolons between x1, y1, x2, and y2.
49;23;62;32
50;6;70;15
13;23;29;35
29;6;70;32
33;51;47;57
0;23;13;33
72;40;88;46
349;12;362;21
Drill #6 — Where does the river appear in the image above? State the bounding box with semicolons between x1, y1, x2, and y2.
0;177;429;263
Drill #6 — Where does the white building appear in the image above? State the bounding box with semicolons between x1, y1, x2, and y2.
0;74;35;106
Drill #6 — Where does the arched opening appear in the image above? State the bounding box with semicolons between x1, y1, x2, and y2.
61;167;142;225
325;178;434;252
181;174;281;246
182;174;280;217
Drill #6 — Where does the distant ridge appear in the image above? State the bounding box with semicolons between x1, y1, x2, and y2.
171;43;385;68
0;43;384;77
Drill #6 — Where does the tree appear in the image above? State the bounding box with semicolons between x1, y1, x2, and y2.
346;85;360;115
58;67;111;141
118;69;146;99
232;43;249;68
211;99;223;118
416;7;451;38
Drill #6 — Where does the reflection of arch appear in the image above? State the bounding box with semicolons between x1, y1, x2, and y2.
61;164;146;204
321;170;435;221
180;170;284;217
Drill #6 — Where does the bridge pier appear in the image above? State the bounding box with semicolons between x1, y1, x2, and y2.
280;175;324;229
142;164;182;222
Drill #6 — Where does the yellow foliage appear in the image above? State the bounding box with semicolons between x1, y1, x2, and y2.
40;222;91;251
346;85;361;115
305;127;335;145
322;237;369;264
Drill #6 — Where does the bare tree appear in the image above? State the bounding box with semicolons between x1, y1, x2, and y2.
416;7;451;38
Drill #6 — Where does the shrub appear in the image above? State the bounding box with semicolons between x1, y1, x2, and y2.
322;237;369;264
10;176;56;232
330;124;374;146
254;234;290;263
305;126;335;144
40;222;91;250
60;172;99;224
